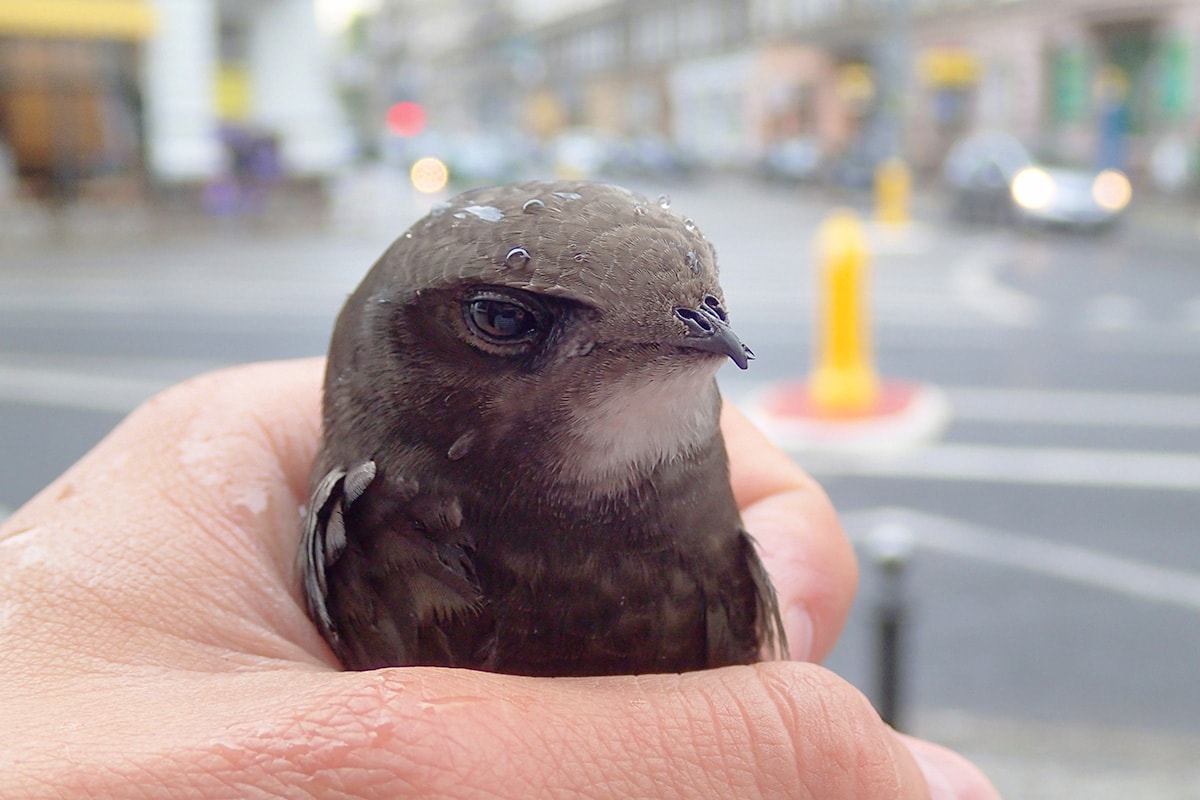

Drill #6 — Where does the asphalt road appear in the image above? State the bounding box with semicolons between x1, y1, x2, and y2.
3;174;1200;796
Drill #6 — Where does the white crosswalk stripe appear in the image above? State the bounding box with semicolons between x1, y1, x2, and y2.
945;385;1200;428
0;363;170;414
801;442;1200;492
843;507;1200;612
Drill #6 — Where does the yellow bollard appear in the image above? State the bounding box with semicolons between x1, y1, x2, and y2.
809;209;881;415
874;157;911;226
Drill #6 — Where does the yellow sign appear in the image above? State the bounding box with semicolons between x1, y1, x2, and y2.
526;90;565;139
215;66;251;122
836;63;875;104
920;48;980;87
0;0;156;40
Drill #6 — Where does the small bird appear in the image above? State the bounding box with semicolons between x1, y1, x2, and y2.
302;180;785;676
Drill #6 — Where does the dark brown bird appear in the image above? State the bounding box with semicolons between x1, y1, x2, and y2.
301;180;785;676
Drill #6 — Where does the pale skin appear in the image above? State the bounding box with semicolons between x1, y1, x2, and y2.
0;359;998;799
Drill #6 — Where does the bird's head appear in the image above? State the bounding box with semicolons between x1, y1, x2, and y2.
327;180;751;493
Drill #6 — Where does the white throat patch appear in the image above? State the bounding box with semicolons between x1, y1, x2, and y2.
558;361;722;495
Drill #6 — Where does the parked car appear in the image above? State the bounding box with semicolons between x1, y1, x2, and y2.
942;130;1131;231
552;129;616;179
825;135;893;192
387;129;539;188
607;136;699;180
757;137;824;183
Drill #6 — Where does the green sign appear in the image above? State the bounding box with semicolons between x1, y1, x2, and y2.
1161;37;1191;119
1052;46;1089;123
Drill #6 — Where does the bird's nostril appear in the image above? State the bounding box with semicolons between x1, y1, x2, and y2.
675;306;715;335
702;295;727;322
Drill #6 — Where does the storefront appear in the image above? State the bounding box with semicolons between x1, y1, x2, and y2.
0;0;154;200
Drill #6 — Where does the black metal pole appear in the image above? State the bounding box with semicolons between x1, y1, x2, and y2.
877;557;905;728
868;523;915;731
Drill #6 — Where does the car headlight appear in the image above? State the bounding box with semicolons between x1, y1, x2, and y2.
1093;169;1131;212
1011;167;1055;211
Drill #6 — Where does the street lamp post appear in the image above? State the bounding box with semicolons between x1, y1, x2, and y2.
867;0;912;162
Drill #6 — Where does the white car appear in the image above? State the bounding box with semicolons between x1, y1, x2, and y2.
943;131;1131;231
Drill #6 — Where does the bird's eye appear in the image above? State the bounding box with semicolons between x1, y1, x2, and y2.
470;299;532;339
463;289;547;345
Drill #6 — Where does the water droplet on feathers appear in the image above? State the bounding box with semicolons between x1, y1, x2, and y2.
505;247;531;267
461;205;503;222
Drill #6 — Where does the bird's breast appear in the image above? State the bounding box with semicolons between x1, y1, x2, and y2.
463;447;750;675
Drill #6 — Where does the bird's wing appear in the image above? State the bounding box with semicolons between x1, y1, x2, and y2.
301;461;377;647
741;529;789;661
698;528;789;667
302;461;488;670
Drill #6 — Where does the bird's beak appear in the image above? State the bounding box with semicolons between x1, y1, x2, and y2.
673;299;755;370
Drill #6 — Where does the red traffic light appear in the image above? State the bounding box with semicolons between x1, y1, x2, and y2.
386;101;427;137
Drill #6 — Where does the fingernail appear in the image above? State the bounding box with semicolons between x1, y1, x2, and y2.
898;734;1001;800
784;605;814;661
907;743;956;800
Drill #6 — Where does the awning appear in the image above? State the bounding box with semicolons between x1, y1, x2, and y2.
0;0;156;41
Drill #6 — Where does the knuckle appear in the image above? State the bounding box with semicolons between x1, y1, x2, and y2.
751;662;906;799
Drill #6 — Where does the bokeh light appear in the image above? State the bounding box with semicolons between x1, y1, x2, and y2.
1011;167;1055;211
410;156;449;193
1093;169;1132;211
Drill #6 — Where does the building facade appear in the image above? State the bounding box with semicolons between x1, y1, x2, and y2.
364;0;1200;184
0;0;348;202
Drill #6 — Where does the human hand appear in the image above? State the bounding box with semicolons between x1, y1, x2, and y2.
0;359;997;798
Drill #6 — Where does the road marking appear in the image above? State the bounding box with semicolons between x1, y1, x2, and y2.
945;385;1200;428
1184;297;1200;331
1082;293;1141;331
844;507;1200;612
865;221;937;255
0;364;171;414
801;442;1200;492
949;247;1042;327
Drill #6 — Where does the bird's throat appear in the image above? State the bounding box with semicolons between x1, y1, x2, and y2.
557;363;724;496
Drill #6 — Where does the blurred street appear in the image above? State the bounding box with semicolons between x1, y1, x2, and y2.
8;0;1200;794
3;173;1200;795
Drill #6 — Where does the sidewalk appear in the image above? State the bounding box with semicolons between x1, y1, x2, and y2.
914;709;1200;799
0;180;330;252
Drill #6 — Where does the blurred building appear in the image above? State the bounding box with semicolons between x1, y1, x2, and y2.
357;0;1200;186
904;0;1200;179
535;0;755;166
361;0;522;133
0;0;348;203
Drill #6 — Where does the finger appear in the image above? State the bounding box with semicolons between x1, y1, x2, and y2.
721;402;857;662
898;735;1002;800
8;357;324;541
11;663;956;800
1;359;329;667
